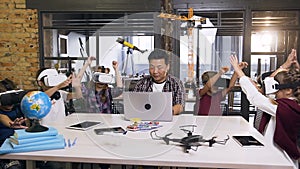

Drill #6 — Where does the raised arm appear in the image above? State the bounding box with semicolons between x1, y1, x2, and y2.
112;61;122;87
77;56;96;81
292;49;300;70
199;66;229;97
44;75;72;98
66;56;96;100
281;49;297;69
223;61;248;95
230;55;277;116
271;49;299;78
230;55;245;78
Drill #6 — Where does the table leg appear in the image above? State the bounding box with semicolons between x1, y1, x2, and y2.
26;160;36;169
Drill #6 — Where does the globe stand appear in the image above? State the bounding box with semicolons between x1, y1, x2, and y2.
26;119;49;132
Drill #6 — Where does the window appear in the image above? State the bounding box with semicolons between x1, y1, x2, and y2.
41;12;156;76
251;11;300;79
58;35;68;57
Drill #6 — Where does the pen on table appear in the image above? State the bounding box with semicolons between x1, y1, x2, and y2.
72;137;77;146
68;139;71;147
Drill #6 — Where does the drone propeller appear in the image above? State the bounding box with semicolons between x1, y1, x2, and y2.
165;133;173;137
212;135;230;146
202;135;230;147
179;125;196;131
180;128;191;134
179;125;197;136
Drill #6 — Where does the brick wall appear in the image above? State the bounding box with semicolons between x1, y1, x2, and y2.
0;0;39;90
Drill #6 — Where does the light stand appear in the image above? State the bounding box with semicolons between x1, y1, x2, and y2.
122;47;135;76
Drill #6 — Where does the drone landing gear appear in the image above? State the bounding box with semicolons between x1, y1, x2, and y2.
181;144;200;153
184;147;190;153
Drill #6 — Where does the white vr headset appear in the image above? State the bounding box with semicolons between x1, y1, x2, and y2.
92;72;114;84
264;76;300;95
37;69;68;87
263;77;279;95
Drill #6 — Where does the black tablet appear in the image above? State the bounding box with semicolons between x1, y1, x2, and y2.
232;135;264;147
66;121;102;131
94;127;126;135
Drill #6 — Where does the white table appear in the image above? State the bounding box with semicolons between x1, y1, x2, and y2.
0;113;294;169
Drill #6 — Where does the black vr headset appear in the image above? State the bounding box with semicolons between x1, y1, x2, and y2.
0;79;29;106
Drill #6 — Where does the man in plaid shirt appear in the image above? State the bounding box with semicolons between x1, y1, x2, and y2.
133;49;185;115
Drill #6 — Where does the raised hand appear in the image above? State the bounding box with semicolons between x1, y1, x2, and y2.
112;61;118;70
239;62;248;69
230;55;245;78
291;49;299;69
71;72;82;88
282;49;297;69
58;75;72;89
87;56;96;65
220;66;230;74
230;55;239;70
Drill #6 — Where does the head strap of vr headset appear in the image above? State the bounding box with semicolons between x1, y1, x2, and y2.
275;82;300;90
264;77;299;95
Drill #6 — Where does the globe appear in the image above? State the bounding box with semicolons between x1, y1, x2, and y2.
20;91;52;132
21;91;52;120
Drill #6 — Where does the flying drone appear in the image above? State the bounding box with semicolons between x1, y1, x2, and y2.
150;125;229;153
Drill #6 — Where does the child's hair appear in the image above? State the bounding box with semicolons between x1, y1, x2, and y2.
93;66;110;74
274;67;300;103
0;78;17;92
201;71;217;85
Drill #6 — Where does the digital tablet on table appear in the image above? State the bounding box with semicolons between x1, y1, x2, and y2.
66;121;102;131
94;127;126;135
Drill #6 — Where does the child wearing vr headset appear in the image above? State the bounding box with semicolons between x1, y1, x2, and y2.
36;60;88;125
196;60;248;116
80;60;123;114
230;49;300;169
35;57;96;169
0;79;27;169
0;79;28;145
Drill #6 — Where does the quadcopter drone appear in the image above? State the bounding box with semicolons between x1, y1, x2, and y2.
150;125;229;153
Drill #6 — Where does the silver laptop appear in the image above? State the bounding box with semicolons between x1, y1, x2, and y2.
123;92;173;122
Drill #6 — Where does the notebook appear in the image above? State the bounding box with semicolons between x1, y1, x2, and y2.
123;92;173;122
232;135;264;147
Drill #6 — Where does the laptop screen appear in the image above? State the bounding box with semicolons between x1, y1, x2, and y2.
123;92;173;122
